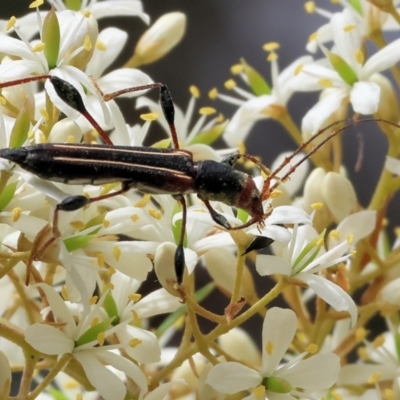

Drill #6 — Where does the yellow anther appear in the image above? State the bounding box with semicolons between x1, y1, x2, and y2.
270;189;282;198
61;285;69;300
357;346;368;360
253;385;266;398
0;96;6;106
29;0;44;8
356;327;367;342
96;40;106;51
66;135;75;144
90;317;100;327
28;130;35;139
306;343;319;353
107;267;116;276
64;380;80;389
97;252;105;267
395;227;400;237
148;208;162;220
367;372;381;384
224;79;236;90
131;214;139;222
350;249;357;256
267;52;278;62
331;0;340;3
103;219;110;228
373;335;385;348
199;107;216;116
32;42;45;53
230;64;243;75
76;394;83;400
97;332;105;346
308;32;318;42
311;202;324;210
70;221;85;230
140;112;159;121
84;35;92;51
105;282;114;290
189;85;200;98
263;42;280;52
208;88;218;99
12;207;22;222
134;193;151;208
294;63;304;76
265;340;274;355
128;293;142;302
113;245;121;261
90;296;98;305
382;218;388;227
355;49;364;64
129;338;142;348
81;10;92;18
347;234;354;244
318;78;333;88
329;229;340;240
344;24;356;32
304;1;315;13
6;16;17;31
216;113;224;122
316;238;324;247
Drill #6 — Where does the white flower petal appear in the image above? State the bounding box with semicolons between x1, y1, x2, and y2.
261;308;297;376
256;254;292;276
86;27;128;77
277;352;340;390
299;273;357;326
74;351;127;400
350;81;380;114
363;38;400;78
338;363;399;385
301;88;348;136
206;362;262;394
90;0;149;24
96;350;148;397
25;324;74;355
134;288;182;318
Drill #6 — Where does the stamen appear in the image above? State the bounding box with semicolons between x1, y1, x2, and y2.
129;338;142;348
304;1;315;13
306;343;318;353
97;332;105;346
224;79;236;90
343;24;356;32
12;207;22;222
230;64;243;74
199;107;216;116
6;16;16;31
308;32;318;42
265;340;274;355
96;40;106;51
355;49;364;64
189;85;200;98
140;112;159;121
128;293;142;302
311;202;324;210
83;35;92;51
29;0;44;8
263;42;280;52
113;245;121;261
32;42;45;52
208;88;218;99
318;78;333;88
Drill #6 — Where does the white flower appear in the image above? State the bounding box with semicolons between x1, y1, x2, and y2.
206;307;341;399
214;52;316;146
301;8;400;134
25;284;148;400
136;87;228;161
256;210;377;326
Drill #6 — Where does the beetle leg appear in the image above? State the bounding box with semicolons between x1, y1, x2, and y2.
199;197;232;230
173;195;188;284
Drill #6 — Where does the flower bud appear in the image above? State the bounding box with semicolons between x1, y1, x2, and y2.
48;119;83;143
303;167;332;231
219;328;260;365
370;73;400;122
322;172;358;222
127;12;186;67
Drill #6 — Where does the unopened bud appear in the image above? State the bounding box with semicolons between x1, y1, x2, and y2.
370;73;400;122
128;12;186;67
322;172;358;222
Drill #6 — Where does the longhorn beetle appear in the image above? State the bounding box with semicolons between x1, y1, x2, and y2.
0;74;397;284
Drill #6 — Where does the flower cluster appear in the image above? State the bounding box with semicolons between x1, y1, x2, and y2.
0;0;400;399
